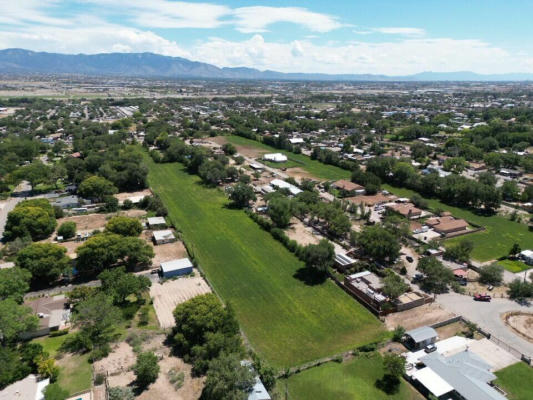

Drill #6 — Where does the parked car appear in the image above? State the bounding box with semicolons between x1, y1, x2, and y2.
406;256;414;263
473;293;491;302
424;344;437;353
412;273;424;283
487;285;494;291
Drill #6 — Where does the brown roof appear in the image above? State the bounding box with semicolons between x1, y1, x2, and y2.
429;217;468;233
386;203;422;217
333;179;364;191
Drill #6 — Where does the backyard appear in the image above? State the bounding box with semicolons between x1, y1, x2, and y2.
146;157;386;368
495;362;533;400
282;353;423;400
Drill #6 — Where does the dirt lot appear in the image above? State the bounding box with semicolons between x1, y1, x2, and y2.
55;209;147;234
384;303;456;331
466;281;507;297
286;218;320;246
210;136;266;158
105;334;203;400
94;342;136;376
115;189;152;203
284;167;317;181
141;231;188;266
503;312;533;342
150;275;212;328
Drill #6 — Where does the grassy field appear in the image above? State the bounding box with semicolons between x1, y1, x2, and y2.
383;185;533;262
33;334;92;395
146;157;386;368
498;259;532;273
226;135;351;181
283;354;423;400
495;362;533;400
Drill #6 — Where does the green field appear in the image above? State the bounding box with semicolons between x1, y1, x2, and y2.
33;334;92;395
226;135;351;181
495;362;533;400
383;185;533;262
283;354;422;400
498;259;532;273
146;157;386;368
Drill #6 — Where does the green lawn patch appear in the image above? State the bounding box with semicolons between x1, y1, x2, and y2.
226;136;351;181
498;259;532;273
495;362;533;400
382;184;533;262
146;157;386;368
32;334;92;395
283;354;423;400
261;159;303;170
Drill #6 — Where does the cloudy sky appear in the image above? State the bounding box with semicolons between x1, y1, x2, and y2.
1;0;532;75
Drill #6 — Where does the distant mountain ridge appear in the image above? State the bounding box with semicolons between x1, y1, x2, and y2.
1;48;532;82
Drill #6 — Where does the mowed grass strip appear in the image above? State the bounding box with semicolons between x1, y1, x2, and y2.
495;362;533;400
283;354;423;400
383;185;533;262
226;135;351;181
146;159;385;368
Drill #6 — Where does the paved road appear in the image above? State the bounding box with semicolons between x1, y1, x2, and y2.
435;292;533;358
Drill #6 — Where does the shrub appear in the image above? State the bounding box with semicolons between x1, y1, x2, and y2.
57;221;76;239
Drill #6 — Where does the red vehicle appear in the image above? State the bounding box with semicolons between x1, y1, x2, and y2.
473;293;491;302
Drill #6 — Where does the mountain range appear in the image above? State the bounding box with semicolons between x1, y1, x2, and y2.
1;48;532;82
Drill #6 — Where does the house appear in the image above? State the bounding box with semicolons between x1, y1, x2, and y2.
0;374;49;400
289;137;305;145
147;216;167;229
152;229;176;245
270;179;302;196
160;258;193;278
344;271;387;313
263;153;288;163
519;249;533;265
386;203;422;219
404;326;438;350
241;361;271;400
411;351;506;400
426;216;468;236
332;180;365;196
249;163;264;171
23;295;71;338
334;252;357;272
50;195;81;209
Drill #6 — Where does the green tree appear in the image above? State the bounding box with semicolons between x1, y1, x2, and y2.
444;240;473;263
0;267;31;303
108;387;135;400
501;180;520;201
134;352;160;388
78;176;117;202
417;256;454;293
16;243;71;285
105;216;143;237
43;383;69;400
37;357;60;381
382;270;409;300
98;267;151;305
14;161;53;191
4;199;57;241
478;263;504;286
267;197;292;228
302;239;335;273
443;157;467;174
358;225;401;263
222;143;237;155
57;221;76;239
229;183;256;208
0;299;38;342
200;353;255;400
392;326;405;342
198;160;227;186
509;243;521;257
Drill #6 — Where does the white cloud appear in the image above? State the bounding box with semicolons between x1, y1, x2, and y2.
374;27;426;36
231;6;343;33
0;0;71;26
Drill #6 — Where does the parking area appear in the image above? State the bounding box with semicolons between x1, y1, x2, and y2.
468;338;519;371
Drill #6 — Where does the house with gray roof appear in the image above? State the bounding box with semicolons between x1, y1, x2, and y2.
404;326;438;350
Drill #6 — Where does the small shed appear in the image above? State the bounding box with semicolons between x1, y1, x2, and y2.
147;216;167;229
152;229;176;245
404;326;438;350
160;258;193;278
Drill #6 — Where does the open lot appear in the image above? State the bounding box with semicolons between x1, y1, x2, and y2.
383;184;533;262
142;230;188;266
146;157;386;367
150;275;212;329
220;136;351;181
384;303;455;331
495;362;533;400
286;218;320;246
283;353;423;400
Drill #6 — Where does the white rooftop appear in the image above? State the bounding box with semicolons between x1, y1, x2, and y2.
153;229;174;242
263;153;288;163
147;216;166;226
161;258;193;273
412;367;453;397
270;179;302;196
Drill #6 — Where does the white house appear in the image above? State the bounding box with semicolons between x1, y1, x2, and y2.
263;153;288;163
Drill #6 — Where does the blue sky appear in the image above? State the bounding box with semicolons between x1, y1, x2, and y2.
1;0;532;74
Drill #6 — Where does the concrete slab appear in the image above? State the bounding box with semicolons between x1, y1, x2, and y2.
468;338;519;371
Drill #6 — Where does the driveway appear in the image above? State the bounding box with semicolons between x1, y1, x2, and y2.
435;292;533;358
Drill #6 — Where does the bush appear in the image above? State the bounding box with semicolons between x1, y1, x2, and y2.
44;383;69;400
138;306;150;326
167;368;185;390
57;221;76;239
89;344;111;362
49;328;69;337
392;326;405;342
108;387;135;400
122;199;133;210
94;373;105;385
358;342;378;352
134;352;160;388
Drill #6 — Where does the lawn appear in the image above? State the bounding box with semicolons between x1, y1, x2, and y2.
226;135;351;181
146;157;386;368
33;334;92;395
283;354;423;400
495;362;533;400
383;184;533;262
498;259;532;273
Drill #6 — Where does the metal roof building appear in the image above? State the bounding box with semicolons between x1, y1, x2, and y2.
405;326;438;350
160;258;193;278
